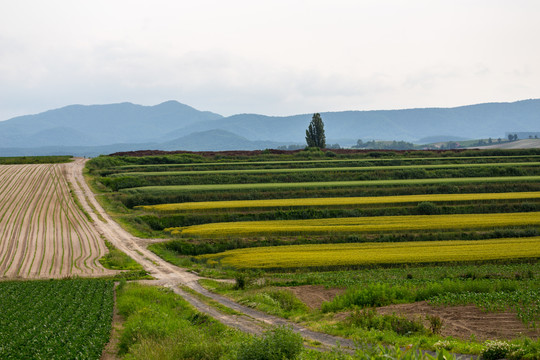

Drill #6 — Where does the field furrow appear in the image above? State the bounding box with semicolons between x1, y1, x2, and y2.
0;163;113;278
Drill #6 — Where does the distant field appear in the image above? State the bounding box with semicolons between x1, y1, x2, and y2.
114;161;540;177
200;237;540;269
0;164;110;278
123;176;540;194
142;191;540;212
116;154;540;171
0;155;72;165
173;211;540;237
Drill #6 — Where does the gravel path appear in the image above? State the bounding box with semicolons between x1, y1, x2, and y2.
72;158;475;358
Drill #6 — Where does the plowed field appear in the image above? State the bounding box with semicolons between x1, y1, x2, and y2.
0;163;111;278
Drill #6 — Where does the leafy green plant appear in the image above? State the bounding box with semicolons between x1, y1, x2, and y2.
237;326;303;360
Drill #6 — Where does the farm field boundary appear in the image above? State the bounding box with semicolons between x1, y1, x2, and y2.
172;211;540;237
199;237;540;270
0;163;112;278
115;161;540;177
143;191;540;212
123;175;540;194
115;154;540;170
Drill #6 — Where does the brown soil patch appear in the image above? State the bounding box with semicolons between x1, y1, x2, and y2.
288;285;345;309
375;301;539;341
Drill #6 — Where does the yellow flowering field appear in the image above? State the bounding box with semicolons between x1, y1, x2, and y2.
169;211;540;237
142;191;540;212
199;237;540;269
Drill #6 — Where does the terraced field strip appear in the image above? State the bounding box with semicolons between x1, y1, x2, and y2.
200;237;540;269
123;175;540;194
117;154;540;170
0;164;111;278
116;161;540;177
142;191;540;212
173;211;540;237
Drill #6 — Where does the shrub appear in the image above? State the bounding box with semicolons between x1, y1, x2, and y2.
416;201;440;215
237;326;303;360
482;340;515;360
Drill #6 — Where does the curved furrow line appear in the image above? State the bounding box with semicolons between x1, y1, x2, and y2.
0;165;28;207
9;165;51;277
59;165;107;275
17;165;55;277
0;165;38;227
55;168;85;274
1;165;48;276
25;166;56;277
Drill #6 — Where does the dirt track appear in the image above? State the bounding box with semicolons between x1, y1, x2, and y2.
0;163;111;278
69;158;366;352
71;158;481;357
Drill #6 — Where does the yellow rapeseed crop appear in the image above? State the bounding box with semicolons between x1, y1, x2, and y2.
199;237;540;269
169;211;540;237
143;191;540;212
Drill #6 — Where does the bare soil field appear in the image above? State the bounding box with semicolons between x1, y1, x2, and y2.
376;301;539;341
289;285;539;342
0;163;112;278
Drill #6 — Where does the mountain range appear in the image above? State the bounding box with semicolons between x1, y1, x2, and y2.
0;99;539;156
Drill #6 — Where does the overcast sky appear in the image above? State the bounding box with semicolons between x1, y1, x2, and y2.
1;0;539;121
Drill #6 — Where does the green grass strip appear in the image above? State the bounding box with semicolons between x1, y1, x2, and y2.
116;154;540;169
123;175;540;193
116;161;540;176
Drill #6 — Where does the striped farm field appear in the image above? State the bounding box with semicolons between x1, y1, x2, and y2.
115;161;540;177
122;175;540;194
0;163;111;278
116;154;540;171
171;211;540;237
142;191;540;212
199;237;540;269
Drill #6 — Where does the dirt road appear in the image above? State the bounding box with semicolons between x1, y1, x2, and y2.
69;158;362;352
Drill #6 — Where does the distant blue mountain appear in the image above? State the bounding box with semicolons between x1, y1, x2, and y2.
0;99;539;156
0;101;222;148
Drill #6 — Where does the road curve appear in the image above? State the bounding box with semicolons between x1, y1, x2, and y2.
71;158;473;358
69;158;361;352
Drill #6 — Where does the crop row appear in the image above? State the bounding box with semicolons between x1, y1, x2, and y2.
115;161;540;177
0;279;114;360
108;154;540;172
121;175;540;195
199;237;540;270
104;166;540;190
119;181;540;208
141;191;540;212
0;164;110;278
170;211;540;237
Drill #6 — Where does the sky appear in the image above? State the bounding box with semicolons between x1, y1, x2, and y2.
1;0;539;121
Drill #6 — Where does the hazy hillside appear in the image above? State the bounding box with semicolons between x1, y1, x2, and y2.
0;101;222;148
0;99;539;156
172;99;540;143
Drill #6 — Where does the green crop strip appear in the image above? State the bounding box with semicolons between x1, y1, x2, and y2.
115;154;540;170
123;175;540;194
115;161;540;177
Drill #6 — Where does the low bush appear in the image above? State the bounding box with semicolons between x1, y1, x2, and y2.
237;326;303;360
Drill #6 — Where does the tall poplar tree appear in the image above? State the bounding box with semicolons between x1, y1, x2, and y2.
305;113;326;148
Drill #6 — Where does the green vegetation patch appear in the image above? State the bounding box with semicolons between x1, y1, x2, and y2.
0;155;73;164
115;161;540;177
0;279;114;360
121;175;540;194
